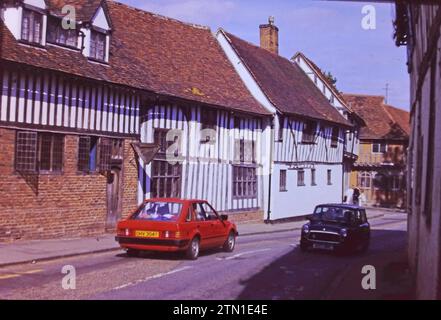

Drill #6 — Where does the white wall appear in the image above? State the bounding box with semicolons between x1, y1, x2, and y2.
270;163;343;219
1;7;22;40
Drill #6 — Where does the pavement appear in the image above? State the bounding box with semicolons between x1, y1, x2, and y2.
0;207;397;268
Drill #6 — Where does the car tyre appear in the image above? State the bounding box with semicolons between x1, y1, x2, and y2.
300;241;309;252
223;231;236;252
186;237;200;260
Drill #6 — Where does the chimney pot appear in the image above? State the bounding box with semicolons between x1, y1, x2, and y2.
259;16;279;55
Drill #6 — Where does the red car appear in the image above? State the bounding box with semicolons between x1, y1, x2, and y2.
115;198;238;260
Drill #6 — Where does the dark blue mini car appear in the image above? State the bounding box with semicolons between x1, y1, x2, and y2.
300;204;370;254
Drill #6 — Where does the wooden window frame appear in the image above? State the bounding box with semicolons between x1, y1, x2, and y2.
21;8;43;45
280;169;287;192
90;29;107;62
277;116;284;142
47;16;78;49
297;169;305;187
232;165;258;199
327;169;332;185
15;131;64;174
311;168;317;186
151;160;182;198
372;143;387;154
331;127;339;148
358;171;372;189
77;136;102;174
15;131;38;172
201;110;217;143
301;120;316;144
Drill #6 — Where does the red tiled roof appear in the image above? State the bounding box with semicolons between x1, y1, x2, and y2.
342;93;410;140
0;1;269;116
46;0;103;21
220;30;351;127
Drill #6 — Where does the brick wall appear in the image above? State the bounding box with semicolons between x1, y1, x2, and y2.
0;128;138;242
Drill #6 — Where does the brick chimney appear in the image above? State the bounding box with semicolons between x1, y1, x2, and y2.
259;16;279;55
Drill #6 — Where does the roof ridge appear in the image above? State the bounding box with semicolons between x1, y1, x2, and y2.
342;92;385;100
221;29;350;127
108;0;210;31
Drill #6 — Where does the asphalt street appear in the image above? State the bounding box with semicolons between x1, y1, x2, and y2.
0;213;408;300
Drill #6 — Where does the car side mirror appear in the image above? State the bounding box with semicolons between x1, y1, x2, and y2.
220;214;228;221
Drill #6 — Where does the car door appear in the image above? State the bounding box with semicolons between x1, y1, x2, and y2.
201;202;226;246
193;202;217;248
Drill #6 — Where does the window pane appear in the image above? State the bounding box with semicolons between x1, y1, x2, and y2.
39;134;52;171
52;135;64;171
15;131;37;172
78;136;90;172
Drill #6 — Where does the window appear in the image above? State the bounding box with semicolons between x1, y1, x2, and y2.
47;16;78;48
15;131;38;172
330;95;335;104
39;133;64;172
314;75;318;85
21;8;43;44
372;143;387;153
302;120;316;144
297;170;305;186
90;29;106;61
132;201;182;222
201;111;217;143
280;170;287;192
331;127;339;148
151;160;182;198
277;116;284;141
152;127;181;197
327;169;332;185
234;139;255;164
154;129;180;156
311;168;316;186
77;136;99;173
198;203;218;221
358;172;372;189
233;166;257;199
15;131;64;173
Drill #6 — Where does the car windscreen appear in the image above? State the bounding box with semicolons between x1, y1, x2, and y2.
131;202;182;222
312;206;354;223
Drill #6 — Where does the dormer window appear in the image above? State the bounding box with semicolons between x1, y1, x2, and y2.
21;8;43;44
47;16;78;48
90;29;106;61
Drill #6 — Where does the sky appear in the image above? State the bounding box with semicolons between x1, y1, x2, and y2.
120;0;410;111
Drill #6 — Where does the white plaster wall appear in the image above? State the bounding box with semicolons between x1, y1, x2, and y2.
92;6;110;30
270;163;343;219
2;7;22;40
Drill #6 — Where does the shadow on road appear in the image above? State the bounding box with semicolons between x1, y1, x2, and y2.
237;229;413;300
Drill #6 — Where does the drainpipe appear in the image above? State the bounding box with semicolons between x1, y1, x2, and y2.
266;116;275;223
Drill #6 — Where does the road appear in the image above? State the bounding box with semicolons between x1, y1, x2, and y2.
0;213;408;300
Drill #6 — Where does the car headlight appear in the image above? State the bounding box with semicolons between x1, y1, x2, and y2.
302;224;310;234
340;228;348;238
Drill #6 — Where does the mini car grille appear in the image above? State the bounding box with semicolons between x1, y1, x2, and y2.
308;232;340;242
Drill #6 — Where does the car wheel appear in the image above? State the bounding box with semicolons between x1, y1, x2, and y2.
223;231;236;252
300;241;309;252
186;237;200;260
126;249;140;257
